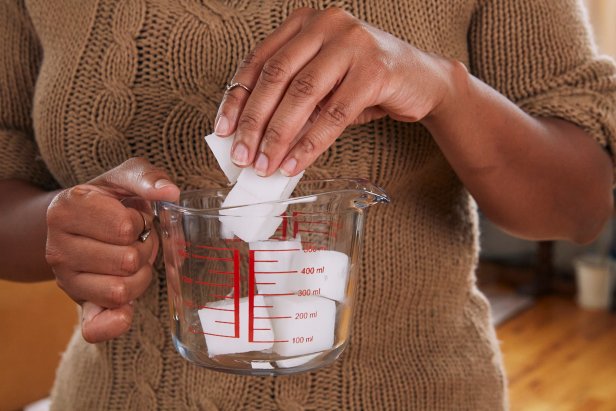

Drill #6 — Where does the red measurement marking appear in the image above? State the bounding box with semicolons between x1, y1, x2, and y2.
248;250;255;342
188;326;237;338
254;259;278;263
178;250;234;261
252;340;289;343
254;305;273;308
291;211;322;216
209;270;234;275
184;300;233;311
182;275;193;284
215;320;235;325
202;332;238;338
194;244;234;251
256;282;276;285
233;249;240;338
280;217;288;239
297;229;331;235
194;280;233;287
254;270;298;274
253;328;271;331
259;293;295;296
211;294;234;299
198;305;235;312
293;212;299;237
253;249;301;252
254;315;292;319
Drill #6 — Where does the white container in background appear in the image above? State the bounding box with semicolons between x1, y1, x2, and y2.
574;255;615;310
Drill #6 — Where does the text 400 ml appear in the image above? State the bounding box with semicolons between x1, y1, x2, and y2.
300;266;325;274
297;288;321;296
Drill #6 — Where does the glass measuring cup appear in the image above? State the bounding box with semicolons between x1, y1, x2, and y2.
156;178;389;375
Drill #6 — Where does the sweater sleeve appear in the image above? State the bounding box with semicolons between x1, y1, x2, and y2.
468;0;616;168
0;0;56;189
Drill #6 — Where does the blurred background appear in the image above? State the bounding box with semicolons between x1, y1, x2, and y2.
1;1;615;410
478;2;616;411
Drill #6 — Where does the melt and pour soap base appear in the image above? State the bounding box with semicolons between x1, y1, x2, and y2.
197;296;274;357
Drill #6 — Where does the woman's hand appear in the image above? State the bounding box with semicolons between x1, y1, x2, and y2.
214;7;456;177
45;158;179;343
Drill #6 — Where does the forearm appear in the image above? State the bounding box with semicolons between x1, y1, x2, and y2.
422;61;613;243
0;179;60;281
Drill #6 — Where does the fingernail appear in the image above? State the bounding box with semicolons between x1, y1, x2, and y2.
232;143;249;165
215;114;230;136
280;158;297;176
254;153;269;176
155;179;173;189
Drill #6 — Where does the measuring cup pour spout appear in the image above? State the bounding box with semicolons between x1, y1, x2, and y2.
347;179;390;209
156;178;389;375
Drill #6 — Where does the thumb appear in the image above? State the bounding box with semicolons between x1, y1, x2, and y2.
91;157;180;202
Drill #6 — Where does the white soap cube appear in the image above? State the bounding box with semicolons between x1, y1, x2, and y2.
219;216;281;242
275;352;320;369
251;361;274;370
265;295;336;357
219;186;283;242
204;132;242;184
249;239;303;295
198;296;273;357
220;185;281;216
236;167;304;203
291;251;349;302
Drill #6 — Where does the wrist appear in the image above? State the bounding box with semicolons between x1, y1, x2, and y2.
421;57;471;127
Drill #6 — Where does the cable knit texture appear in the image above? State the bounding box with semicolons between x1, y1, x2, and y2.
1;0;615;409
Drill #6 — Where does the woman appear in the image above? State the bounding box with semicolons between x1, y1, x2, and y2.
0;0;613;409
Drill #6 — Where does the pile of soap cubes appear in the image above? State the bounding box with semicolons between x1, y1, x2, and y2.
199;133;350;365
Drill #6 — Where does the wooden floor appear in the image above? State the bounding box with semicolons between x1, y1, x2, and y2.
497;296;616;411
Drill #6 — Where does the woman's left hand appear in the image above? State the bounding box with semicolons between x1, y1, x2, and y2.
214;7;457;177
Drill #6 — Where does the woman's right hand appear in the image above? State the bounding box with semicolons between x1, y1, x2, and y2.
45;158;180;343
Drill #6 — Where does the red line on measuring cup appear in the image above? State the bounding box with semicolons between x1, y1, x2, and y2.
280;216;288;239
255;270;295;276
253;249;301;252
232;249;240;338
215;320;235;325
259;292;295;296
208;270;235;275
194;280;234;287
296;229;333;236
194;244;235;251
248;250;256;342
211;294;234;299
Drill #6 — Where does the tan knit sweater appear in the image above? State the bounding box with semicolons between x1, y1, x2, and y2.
2;0;615;409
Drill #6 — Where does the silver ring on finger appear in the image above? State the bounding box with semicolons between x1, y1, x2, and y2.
225;82;252;93
138;213;152;243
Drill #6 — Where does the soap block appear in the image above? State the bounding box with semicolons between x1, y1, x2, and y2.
276;352;320;368
198;296;273;357
236;167;304;203
291;251;349;302
219;186;283;242
251;361;274;370
219;215;282;243
249;238;303;295
218;169;304;242
204;132;242;184
265;295;335;357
